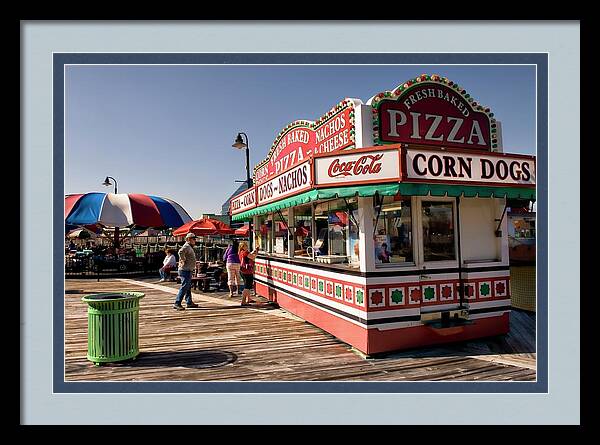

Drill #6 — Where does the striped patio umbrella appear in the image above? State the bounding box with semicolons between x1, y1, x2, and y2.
65;193;192;229
66;227;98;239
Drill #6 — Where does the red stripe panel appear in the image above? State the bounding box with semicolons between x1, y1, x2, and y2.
367;313;509;354
128;194;164;227
255;282;369;353
65;194;84;219
257;282;510;354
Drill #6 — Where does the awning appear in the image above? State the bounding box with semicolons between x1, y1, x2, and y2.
231;183;536;221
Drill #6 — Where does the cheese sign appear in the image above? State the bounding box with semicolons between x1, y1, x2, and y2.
405;148;536;186
257;161;311;206
314;150;400;186
254;100;355;186
230;187;257;215
377;82;492;150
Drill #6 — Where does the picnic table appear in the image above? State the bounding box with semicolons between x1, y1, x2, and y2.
169;262;228;292
171;271;213;292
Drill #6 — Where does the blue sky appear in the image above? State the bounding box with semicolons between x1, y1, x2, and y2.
65;65;536;218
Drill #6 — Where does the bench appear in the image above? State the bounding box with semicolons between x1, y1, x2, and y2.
191;275;212;292
173;273;212;292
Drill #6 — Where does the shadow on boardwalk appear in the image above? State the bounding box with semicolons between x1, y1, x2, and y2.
65;278;537;381
109;350;238;369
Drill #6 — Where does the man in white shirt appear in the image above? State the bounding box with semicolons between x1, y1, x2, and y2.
158;248;177;282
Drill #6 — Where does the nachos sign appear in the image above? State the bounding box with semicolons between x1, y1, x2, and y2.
253;99;358;186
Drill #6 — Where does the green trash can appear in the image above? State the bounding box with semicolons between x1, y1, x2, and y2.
81;292;145;365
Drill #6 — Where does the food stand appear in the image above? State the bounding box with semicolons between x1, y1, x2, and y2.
230;74;536;354
507;204;536;311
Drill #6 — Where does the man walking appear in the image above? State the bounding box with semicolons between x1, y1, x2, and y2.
173;232;199;310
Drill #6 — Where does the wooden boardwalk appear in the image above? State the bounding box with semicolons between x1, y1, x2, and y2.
65;277;536;381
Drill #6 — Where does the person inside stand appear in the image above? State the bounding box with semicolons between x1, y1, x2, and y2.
399;223;409;248
238;241;258;306
158;248;176;282
376;242;392;263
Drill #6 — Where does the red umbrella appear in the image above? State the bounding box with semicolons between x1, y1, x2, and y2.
234;224;250;236
295;226;310;237
173;217;234;236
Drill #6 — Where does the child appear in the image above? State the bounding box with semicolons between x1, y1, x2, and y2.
238;241;258;306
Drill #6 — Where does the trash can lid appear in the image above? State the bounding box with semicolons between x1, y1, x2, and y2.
82;292;144;302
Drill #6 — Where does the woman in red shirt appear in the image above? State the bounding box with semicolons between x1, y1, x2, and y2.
238;241;257;306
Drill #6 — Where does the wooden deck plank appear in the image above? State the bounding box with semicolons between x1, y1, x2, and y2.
64;278;537;382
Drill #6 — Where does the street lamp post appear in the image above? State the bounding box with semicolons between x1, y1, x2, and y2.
101;176;120;249
232;132;253;248
102;176;118;194
232;132;252;188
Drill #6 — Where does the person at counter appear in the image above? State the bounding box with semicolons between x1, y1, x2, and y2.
375;242;392;263
239;241;258;306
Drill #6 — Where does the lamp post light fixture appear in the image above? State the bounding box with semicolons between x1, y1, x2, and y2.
232;132;254;249
232;132;252;188
101;176;120;249
102;176;118;194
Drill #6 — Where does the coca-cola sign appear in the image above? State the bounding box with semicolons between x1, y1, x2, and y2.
327;154;384;178
314;148;400;187
369;75;498;151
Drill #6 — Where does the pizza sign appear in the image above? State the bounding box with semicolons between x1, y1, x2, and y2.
253;99;357;186
371;74;498;151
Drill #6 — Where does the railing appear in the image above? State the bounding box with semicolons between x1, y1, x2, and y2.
65;254;164;279
65;240;230;278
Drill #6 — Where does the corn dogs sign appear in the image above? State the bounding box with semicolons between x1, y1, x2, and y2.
404;148;536;186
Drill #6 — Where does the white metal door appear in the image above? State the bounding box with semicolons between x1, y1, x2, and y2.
414;197;461;313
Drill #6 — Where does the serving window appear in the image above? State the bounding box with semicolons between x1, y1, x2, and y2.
273;210;289;256
373;195;414;265
256;198;359;268
421;201;456;262
256;214;273;253
293;204;313;258
313;198;359;266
